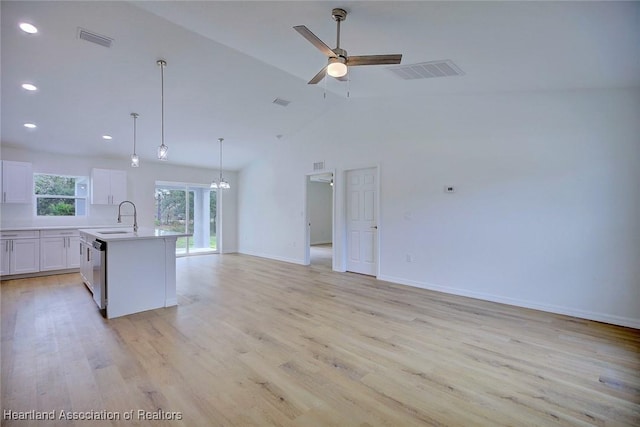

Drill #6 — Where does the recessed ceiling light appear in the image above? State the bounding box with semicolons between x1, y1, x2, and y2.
21;83;38;91
102;135;112;140
19;23;38;34
24;123;37;129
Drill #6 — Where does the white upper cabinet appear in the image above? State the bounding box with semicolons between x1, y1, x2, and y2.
1;160;33;204
91;168;127;205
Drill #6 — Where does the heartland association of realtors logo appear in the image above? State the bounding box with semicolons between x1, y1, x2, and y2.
3;409;183;421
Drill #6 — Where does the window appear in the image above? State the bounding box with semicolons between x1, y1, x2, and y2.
34;174;88;216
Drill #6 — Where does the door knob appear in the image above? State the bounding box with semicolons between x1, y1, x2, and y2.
371;225;378;229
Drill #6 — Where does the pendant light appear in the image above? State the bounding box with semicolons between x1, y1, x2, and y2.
156;59;168;160
210;138;230;190
130;112;139;167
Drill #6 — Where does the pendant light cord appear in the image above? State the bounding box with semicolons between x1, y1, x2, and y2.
160;61;165;148
219;138;224;181
132;113;137;154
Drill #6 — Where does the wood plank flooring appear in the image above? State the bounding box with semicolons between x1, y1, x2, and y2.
2;254;639;426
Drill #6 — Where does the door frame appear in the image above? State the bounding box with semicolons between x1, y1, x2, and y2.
303;169;336;268
341;165;381;277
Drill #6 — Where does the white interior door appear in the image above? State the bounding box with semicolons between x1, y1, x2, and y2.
346;167;377;276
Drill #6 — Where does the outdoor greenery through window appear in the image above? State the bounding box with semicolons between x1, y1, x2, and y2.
34;174;88;216
154;183;217;255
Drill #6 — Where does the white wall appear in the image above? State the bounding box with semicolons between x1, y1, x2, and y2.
308;181;332;245
238;88;640;328
0;147;238;252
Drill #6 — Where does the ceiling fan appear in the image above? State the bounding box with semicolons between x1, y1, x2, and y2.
294;8;402;84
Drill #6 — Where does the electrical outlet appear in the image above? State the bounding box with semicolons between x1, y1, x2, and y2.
406;254;414;262
444;185;456;193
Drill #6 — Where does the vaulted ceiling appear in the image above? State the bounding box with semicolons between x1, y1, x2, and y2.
2;1;638;170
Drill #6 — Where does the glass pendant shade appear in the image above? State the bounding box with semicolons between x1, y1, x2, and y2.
131;154;139;168
157;144;168;161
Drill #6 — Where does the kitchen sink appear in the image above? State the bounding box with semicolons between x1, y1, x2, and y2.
97;231;131;235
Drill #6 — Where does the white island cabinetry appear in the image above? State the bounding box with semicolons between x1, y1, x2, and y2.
78;228;189;319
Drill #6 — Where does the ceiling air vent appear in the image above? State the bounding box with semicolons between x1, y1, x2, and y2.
313;161;325;171
387;60;464;80
272;98;291;107
77;27;113;48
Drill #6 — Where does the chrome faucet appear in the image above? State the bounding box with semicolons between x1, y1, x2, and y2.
117;200;138;232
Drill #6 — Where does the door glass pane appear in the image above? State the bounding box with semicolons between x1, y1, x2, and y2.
210;190;217;250
154;184;218;255
188;190;196;252
154;188;188;255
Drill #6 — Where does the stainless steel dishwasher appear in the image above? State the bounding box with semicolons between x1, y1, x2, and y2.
91;239;107;312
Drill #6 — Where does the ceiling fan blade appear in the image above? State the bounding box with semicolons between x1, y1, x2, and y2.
308;66;328;84
347;54;403;66
293;25;336;57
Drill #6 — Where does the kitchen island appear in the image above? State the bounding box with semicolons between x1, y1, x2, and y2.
78;228;190;319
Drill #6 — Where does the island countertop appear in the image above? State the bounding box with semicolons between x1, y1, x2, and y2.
78;227;191;242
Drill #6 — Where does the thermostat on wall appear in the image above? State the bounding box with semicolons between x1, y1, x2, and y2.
444;185;456;193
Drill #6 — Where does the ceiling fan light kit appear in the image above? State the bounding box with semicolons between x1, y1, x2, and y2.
294;7;402;85
327;56;347;78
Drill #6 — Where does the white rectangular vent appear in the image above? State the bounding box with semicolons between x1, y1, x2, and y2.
77;27;113;48
313;161;325;171
388;60;464;80
272;98;291;107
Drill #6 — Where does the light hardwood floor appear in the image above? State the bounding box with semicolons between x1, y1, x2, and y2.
2;254;639;426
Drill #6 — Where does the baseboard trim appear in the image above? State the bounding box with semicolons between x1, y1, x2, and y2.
165;298;178;307
377;274;640;329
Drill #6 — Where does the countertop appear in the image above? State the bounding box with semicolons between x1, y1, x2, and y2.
78;228;191;242
1;224;128;232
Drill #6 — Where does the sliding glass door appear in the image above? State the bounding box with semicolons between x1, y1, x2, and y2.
154;182;217;255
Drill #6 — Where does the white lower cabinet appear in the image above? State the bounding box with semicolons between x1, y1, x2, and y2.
0;231;40;275
40;230;81;271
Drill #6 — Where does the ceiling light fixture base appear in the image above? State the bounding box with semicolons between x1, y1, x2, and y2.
332;8;347;22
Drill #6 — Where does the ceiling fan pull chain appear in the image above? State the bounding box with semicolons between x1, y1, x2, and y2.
323;71;328;99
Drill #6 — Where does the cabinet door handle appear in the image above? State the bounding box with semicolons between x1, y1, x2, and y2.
3;234;18;237
3;191;6;202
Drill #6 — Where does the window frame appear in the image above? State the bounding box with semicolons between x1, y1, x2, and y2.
33;173;89;217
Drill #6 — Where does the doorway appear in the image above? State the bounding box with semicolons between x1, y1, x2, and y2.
154;182;218;256
305;172;334;267
345;167;378;276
